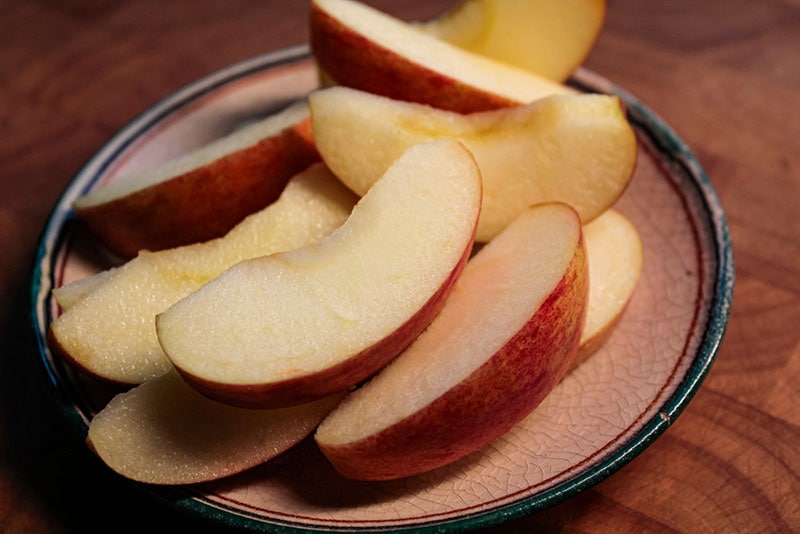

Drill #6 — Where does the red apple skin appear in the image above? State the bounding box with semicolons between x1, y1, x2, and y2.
309;3;520;113
317;233;588;480
173;223;478;409
76;119;319;259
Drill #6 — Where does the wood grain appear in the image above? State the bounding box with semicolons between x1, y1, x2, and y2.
1;0;798;532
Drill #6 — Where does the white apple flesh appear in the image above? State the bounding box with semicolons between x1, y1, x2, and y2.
574;208;644;367
87;370;342;485
310;86;637;241
156;140;483;409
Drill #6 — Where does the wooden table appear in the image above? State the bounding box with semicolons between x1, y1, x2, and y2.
1;1;797;531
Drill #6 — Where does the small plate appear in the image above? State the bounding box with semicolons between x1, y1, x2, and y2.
30;44;733;532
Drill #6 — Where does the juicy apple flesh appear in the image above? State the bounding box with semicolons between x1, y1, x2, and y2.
574;208;643;367
420;0;606;82
315;202;588;480
310;0;571;113
53;268;117;310
310;86;637;241
49;164;357;385
87;370;342;485
156;140;482;409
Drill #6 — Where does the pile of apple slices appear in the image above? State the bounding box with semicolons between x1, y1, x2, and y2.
51;164;359;385
50;0;645;484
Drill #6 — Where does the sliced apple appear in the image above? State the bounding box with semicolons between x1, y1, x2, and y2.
73;100;319;259
574;208;643;368
309;0;572;113
87;370;343;485
420;0;606;82
309;86;636;242
156;140;482;409
315;202;588;481
53;267;119;310
49;164;358;385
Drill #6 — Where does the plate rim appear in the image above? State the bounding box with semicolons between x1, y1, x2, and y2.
29;44;734;533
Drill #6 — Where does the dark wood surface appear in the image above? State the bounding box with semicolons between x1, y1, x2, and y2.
1;1;798;532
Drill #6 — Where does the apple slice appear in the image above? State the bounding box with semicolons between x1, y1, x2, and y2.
315;202;588;481
53;268;119;310
73;100;319;259
309;86;636;242
87;370;343;485
49;164;358;385
156;140;482;409
420;0;606;82
309;0;572;113
574;208;643;368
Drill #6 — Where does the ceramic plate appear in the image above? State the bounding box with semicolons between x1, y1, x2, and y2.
30;44;733;532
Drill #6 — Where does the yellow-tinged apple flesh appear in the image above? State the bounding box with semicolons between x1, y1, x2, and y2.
87;370;343;485
156;140;482;409
574;208;643;367
309;0;571;113
53;268;118;310
420;0;606;82
73;101;319;259
309;86;636;241
315;202;588;480
49;164;357;385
